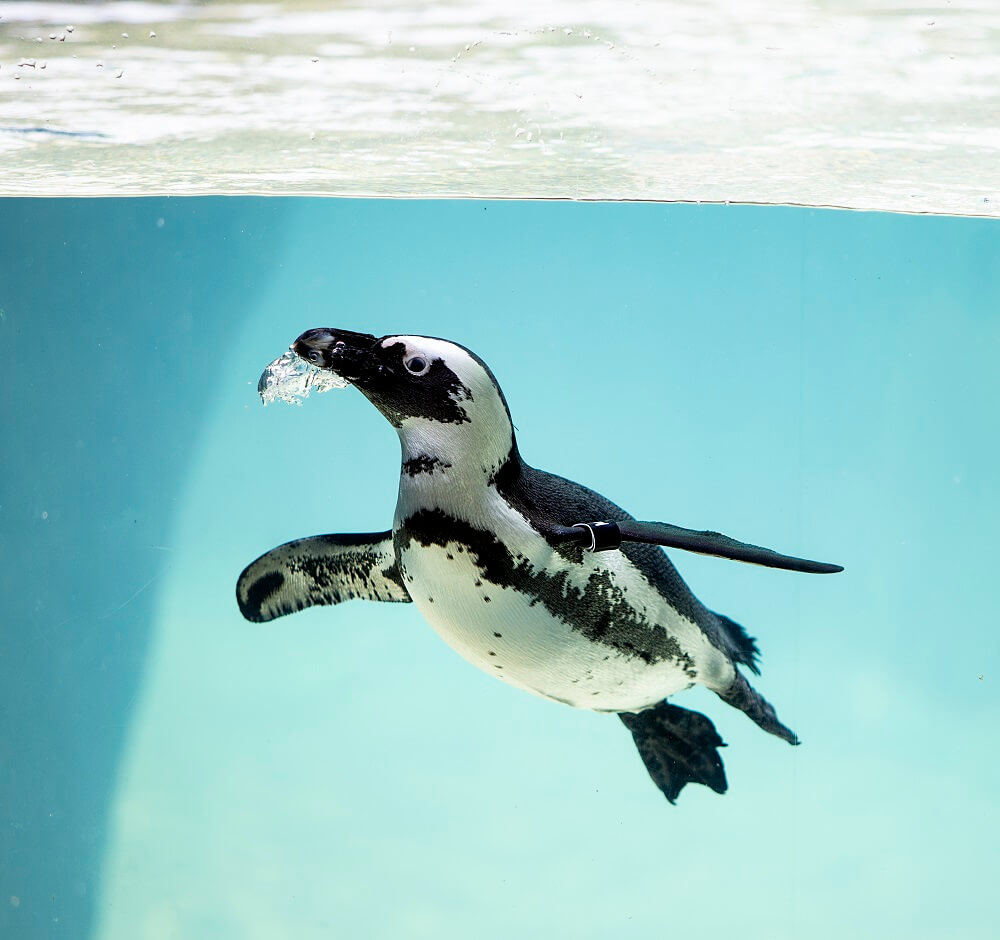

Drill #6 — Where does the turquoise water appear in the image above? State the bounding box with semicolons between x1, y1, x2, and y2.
2;198;998;939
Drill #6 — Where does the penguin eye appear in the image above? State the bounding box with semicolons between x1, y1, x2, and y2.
404;355;430;376
306;349;322;363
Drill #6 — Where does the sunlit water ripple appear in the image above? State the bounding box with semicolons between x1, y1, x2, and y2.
1;0;998;210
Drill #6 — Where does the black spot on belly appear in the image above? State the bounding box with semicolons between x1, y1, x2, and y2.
590;614;610;640
398;508;690;667
403;454;452;477
493;632;502;638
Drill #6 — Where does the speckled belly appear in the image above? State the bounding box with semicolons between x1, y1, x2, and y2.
397;538;711;712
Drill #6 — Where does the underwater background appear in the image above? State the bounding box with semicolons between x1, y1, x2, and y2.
1;197;998;938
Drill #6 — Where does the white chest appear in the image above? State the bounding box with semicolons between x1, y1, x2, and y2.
393;483;731;712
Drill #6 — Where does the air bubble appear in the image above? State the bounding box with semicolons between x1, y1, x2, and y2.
258;350;348;407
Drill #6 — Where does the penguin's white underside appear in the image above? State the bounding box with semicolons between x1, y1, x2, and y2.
397;495;735;712
238;330;816;802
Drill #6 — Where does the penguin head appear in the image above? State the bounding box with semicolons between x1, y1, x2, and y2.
293;329;514;451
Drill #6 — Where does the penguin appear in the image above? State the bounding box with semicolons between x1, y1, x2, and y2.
237;328;842;803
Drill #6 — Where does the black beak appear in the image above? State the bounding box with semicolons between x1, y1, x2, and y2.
292;328;379;382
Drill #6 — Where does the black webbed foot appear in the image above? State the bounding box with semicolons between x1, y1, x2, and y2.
620;702;728;803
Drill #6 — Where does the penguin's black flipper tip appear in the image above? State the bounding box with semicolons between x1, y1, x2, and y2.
619;702;728;804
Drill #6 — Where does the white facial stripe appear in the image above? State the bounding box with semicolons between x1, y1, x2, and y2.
380;335;513;470
380;335;481;384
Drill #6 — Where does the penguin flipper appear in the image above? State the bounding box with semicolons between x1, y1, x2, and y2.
558;520;843;574
624;521;843;573
237;531;410;623
619;702;728;804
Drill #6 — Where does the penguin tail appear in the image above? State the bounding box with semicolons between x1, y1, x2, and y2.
716;671;799;745
712;611;761;675
619;702;728;804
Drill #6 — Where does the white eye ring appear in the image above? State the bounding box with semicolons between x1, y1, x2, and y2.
404;354;431;376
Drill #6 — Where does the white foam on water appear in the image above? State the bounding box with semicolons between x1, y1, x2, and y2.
0;0;998;215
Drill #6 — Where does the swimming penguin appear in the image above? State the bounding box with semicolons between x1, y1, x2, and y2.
237;329;843;803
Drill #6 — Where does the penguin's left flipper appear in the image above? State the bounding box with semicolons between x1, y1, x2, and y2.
619;702;727;804
237;531;411;623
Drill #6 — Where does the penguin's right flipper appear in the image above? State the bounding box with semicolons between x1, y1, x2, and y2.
619;702;728;803
237;531;411;623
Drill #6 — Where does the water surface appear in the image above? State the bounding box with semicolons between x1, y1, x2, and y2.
1;0;998;213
